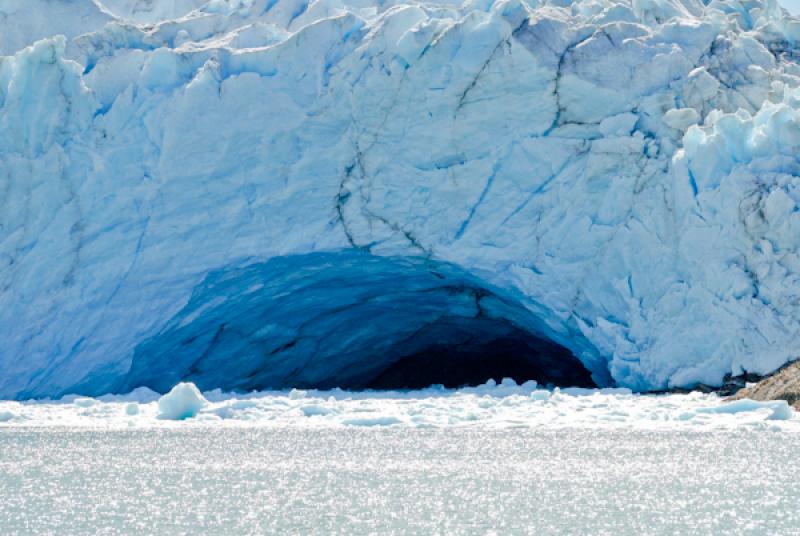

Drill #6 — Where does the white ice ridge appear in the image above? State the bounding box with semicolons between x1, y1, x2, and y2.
3;0;800;398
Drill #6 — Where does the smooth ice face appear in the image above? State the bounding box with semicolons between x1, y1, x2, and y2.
3;0;800;398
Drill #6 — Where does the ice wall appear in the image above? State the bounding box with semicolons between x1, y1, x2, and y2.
2;0;800;398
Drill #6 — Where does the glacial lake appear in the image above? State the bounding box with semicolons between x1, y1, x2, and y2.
1;385;798;534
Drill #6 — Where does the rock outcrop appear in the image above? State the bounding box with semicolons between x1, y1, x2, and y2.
730;361;800;410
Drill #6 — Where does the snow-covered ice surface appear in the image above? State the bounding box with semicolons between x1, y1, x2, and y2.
0;380;797;428
7;0;800;398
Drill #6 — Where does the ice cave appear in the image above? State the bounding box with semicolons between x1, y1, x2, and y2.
124;252;597;393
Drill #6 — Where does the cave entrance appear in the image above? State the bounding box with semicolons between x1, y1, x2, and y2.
365;320;593;390
125;252;599;393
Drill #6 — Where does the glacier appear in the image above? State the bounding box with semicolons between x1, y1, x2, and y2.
3;0;800;398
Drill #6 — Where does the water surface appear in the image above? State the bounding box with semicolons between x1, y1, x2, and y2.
1;427;797;534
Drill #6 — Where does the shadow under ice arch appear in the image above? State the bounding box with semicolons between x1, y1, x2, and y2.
123;252;602;393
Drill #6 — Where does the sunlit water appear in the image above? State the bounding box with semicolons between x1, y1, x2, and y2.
1;427;799;534
1;384;799;534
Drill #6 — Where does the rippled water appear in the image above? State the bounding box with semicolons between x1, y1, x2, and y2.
1;427;798;534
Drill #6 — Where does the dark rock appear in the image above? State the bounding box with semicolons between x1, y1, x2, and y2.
716;371;767;397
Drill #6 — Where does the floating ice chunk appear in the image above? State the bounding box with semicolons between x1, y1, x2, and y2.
0;410;15;422
697;399;794;421
230;400;259;410
97;387;162;404
288;389;307;400
301;404;335;416
599;388;634;395
157;383;208;420
341;416;402;426
560;387;600;396
73;397;97;408
125;403;139;416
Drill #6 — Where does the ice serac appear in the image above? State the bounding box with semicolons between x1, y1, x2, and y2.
2;0;800;398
